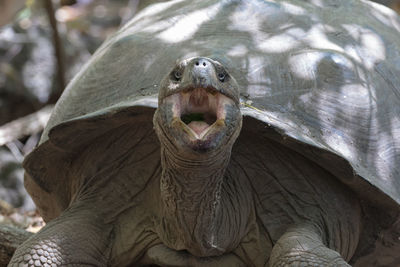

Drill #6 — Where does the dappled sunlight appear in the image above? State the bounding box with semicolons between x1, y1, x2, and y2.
157;3;221;43
358;30;386;67
120;0;186;33
305;24;344;52
228;1;271;40
309;0;325;8
368;0;400;31
227;44;248;57
228;0;303;55
288;52;323;80
342;84;371;100
280;2;307;15
288;51;356;82
257;28;303;53
342;24;386;69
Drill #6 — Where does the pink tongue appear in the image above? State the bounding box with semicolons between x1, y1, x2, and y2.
188;121;210;135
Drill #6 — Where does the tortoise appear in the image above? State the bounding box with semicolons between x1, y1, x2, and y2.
9;0;400;266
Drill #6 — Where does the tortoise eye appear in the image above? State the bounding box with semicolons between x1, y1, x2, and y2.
174;70;182;81
218;72;225;82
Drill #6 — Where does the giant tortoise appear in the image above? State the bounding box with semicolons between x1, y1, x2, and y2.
9;0;400;266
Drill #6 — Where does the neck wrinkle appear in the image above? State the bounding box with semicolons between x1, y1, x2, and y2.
160;146;230;212
158;146;231;256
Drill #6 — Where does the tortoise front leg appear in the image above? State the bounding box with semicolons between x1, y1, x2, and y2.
269;224;351;267
9;206;113;267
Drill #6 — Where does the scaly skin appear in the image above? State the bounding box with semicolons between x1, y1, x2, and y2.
9;206;113;267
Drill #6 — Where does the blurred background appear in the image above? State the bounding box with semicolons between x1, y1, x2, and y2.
0;0;399;231
0;0;168;231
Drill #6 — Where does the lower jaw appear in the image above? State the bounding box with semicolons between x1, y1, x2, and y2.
167;120;226;153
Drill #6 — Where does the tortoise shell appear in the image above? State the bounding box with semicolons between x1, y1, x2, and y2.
24;0;400;232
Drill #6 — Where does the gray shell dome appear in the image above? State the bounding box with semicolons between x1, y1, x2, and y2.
24;0;400;218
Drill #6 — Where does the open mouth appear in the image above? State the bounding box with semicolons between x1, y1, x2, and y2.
164;87;235;139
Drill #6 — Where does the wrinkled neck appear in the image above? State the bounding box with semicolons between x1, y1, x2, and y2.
160;146;229;210
159;131;232;192
158;145;232;256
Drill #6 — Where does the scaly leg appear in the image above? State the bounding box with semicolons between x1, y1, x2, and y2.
269;224;351;267
9;206;112;267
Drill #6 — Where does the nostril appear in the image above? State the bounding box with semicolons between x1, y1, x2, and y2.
195;60;208;67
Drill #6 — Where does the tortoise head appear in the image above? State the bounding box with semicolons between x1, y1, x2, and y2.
153;57;242;157
153;57;243;255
